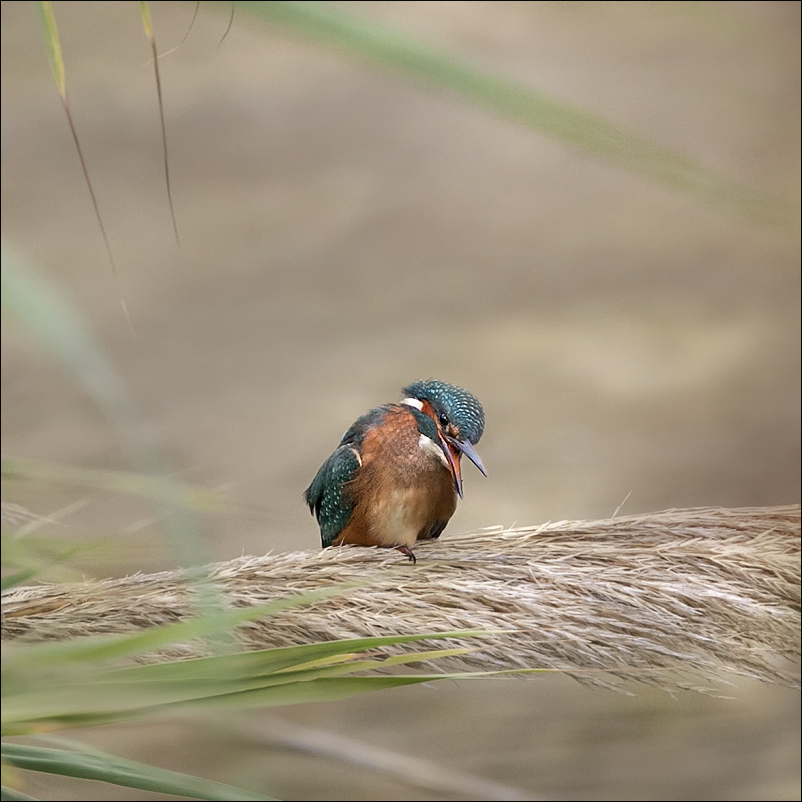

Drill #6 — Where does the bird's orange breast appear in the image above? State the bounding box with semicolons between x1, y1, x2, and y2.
332;407;458;550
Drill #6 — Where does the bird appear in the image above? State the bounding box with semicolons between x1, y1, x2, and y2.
304;379;486;563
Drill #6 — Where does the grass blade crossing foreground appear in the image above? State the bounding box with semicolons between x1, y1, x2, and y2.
1;743;272;801
239;1;795;231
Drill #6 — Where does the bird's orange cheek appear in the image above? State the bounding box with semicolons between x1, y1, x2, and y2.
445;440;463;484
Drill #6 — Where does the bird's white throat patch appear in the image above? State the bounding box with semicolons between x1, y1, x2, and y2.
402;397;423;410
418;433;449;467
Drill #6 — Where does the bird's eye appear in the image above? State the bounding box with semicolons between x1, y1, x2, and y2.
439;413;449;427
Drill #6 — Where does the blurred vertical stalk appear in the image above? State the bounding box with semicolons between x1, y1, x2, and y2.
1;248;207;573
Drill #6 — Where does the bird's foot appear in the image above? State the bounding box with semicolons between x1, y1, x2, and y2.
395;545;417;564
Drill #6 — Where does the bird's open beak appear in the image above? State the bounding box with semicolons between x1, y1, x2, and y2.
441;436;487;498
452;438;487;477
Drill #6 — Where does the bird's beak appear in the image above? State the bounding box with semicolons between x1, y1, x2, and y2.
441;436;487;499
451;438;487;477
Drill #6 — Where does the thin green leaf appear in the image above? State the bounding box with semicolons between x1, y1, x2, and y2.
239;0;794;231
0;785;39;801
1;570;41;593
2;458;219;512
3;584;363;674
3;634;488;732
17;674;460;729
170;674;467;710
379;646;473;666
33;5;131;329
5;662;562;734
89;629;492;681
35;2;65;98
7;667;366;728
1;744;272;801
267;646;473;676
0;530;121;591
1;253;204;567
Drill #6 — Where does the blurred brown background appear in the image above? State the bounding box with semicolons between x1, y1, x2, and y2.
1;1;799;799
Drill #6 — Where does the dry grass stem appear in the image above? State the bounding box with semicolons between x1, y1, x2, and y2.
3;505;799;692
231;716;542;801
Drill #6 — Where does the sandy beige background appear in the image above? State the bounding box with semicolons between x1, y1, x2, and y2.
2;1;799;799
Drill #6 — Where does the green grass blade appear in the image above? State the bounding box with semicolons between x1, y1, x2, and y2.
0;785;39;801
1;530;122;591
239;1;794;230
102;629;491;681
2;584;363;674
1;251;203;567
2;458;219;512
2;632;488;732
26;674;461;726
32;5;130;327
1;743;272;801
34;2;65;99
1;570;41;593
168;673;465;710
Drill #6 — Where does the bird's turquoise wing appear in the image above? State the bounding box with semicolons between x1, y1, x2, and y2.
304;446;361;547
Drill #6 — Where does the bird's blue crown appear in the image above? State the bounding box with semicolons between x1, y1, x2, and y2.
402;379;484;444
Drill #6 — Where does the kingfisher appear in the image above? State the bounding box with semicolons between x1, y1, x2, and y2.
304;379;486;563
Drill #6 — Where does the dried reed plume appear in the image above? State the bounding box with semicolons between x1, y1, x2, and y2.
3;505;800;692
